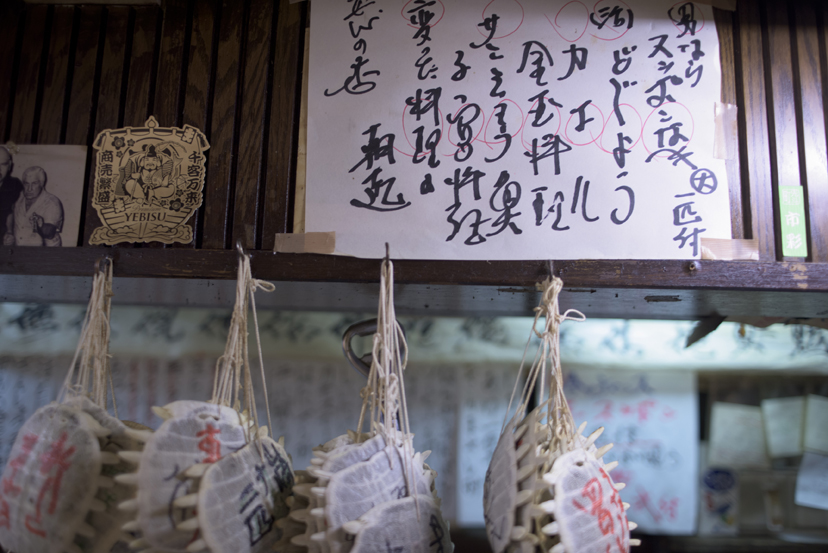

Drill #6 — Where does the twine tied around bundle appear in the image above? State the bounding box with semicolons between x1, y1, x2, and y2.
356;258;410;441
59;258;117;415
505;276;586;454
211;251;275;445
355;257;418;510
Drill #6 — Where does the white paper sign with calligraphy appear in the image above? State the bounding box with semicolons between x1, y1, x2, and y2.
306;0;730;259
89;116;209;245
564;369;699;534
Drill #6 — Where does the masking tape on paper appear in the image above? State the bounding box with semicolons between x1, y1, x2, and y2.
714;102;738;160
701;238;759;261
274;232;336;254
694;0;737;11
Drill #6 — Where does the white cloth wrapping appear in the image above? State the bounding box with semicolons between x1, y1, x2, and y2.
135;405;247;550
482;419;517;553
198;437;295;553
325;441;432;530
66;396;144;553
549;449;630;553
348;495;452;553
322;434;386;474
0;403;101;553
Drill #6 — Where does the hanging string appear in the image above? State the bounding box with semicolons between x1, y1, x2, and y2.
59;258;117;416
210;251;275;445
355;256;418;512
503;276;585;453
249;275;275;439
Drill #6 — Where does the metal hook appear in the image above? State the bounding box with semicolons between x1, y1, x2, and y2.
94;254;113;274
341;318;407;378
547;260;554;279
236;240;247;259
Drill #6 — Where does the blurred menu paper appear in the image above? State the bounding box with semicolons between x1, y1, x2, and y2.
564;370;698;534
708;403;770;469
761;397;804;458
795;452;828;511
804;395;828;454
305;0;731;260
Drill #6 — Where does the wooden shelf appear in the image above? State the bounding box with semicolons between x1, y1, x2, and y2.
1;247;826;318
1;246;827;290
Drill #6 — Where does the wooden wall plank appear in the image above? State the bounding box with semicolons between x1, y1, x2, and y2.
152;0;188;127
182;0;215;130
232;0;272;250
202;0;244;250
65;6;103;246
9;6;48;144
123;7;160;128
0;3;23;142
798;1;828;262
82;6;130;245
764;1;801;258
144;0;189;248
261;0;304;250
714;7;744;240
178;0;218;249
735;0;776;260
37;6;73;144
64;7;103;145
93;8;130;140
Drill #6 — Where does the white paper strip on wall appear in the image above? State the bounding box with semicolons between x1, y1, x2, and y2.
795;452;828;511
564;369;698;534
708;403;769;470
305;0;730;260
761;397;804;458
803;395;828;455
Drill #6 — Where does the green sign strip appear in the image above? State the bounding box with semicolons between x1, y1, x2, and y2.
778;185;808;257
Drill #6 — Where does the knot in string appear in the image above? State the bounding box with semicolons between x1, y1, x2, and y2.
250;278;275;294
211;254;275;447
503;276;586;454
60;259;117;417
354;257;418;514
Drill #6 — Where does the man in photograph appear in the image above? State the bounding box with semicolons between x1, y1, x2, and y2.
3;166;64;247
0;146;22;241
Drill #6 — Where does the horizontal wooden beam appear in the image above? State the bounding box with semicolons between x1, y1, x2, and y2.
0;247;826;293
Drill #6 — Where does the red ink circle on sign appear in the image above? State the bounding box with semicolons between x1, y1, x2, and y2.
397;101;445;158
642;101;695;157
477;0;525;40
520;97;562;152
401;0;446;29
590;0;633;42
443;103;487;157
482;99;525;147
546;1;589;43
596;103;643;155
669;1;705;35
564;102;605;147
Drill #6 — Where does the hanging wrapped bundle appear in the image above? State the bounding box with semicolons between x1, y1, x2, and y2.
118;250;297;553
284;254;453;553
484;277;639;553
0;260;147;553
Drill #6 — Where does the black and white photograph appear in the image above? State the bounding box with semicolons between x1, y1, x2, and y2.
0;145;86;248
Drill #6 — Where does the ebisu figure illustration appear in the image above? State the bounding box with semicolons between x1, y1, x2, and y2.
90;116;210;245
122;145;177;206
